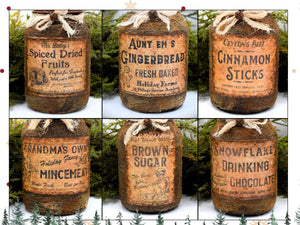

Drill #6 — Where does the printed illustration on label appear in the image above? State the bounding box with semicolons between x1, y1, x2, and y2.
119;33;187;96
125;132;176;205
211;33;277;97
26;38;87;96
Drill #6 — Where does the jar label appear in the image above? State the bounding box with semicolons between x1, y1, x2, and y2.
211;33;277;97
125;132;176;205
211;140;277;198
26;37;88;96
22;137;89;195
119;33;187;96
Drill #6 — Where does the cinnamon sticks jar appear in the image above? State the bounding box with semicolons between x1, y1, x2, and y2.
209;11;279;113
22;119;90;215
210;119;277;216
25;10;91;114
119;11;189;113
118;119;182;212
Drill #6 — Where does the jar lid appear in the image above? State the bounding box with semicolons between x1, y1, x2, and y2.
32;10;83;15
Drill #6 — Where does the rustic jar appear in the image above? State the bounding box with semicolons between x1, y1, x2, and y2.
119;11;189;113
22;119;90;215
24;10;91;114
210;119;277;216
118;119;182;212
209;11;279;113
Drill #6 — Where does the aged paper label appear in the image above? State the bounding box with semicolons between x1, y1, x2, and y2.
125;132;176;205
211;140;277;198
26;37;87;96
119;33;187;96
22;137;90;195
211;33;277;97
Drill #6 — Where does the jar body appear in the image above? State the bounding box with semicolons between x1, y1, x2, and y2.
210;119;277;216
22;119;90;215
209;14;279;114
119;12;188;113
24;12;91;114
118;120;182;212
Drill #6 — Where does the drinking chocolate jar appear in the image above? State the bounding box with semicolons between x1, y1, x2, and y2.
209;11;279;113
119;11;188;113
210;119;277;215
25;10;91;113
118;119;182;212
22;119;90;215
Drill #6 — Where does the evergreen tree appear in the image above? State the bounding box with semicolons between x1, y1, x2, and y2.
239;213;247;225
73;210;84;225
30;202;41;225
105;219;111;225
184;215;191;225
156;213;164;225
116;212;122;225
10;199;27;225
50;215;57;225
130;211;144;225
203;221;206;225
43;211;52;225
268;210;278;225
285;211;291;225
56;216;63;225
296;206;300;225
64;219;69;225
213;210;227;225
93;211;101;225
1;209;9;225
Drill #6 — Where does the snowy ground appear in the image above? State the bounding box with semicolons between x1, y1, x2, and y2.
9;97;102;118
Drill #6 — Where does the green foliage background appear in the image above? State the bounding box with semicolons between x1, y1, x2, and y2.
9;119;287;204
9;119;198;204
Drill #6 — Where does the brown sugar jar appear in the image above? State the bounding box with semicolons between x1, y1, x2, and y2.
119;11;189;113
22;119;90;215
210;119;277;216
118;119;182;212
24;10;91;114
209;11;279;113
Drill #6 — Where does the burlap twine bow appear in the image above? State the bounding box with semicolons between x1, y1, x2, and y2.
26;10;84;37
213;119;268;137
27;119;79;132
119;10;178;31
124;119;170;145
213;10;273;35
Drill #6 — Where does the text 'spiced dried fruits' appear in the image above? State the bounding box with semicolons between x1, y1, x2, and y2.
22;119;90;215
119;11;188;112
25;10;91;114
118;119;182;212
210;119;277;216
209;11;279;113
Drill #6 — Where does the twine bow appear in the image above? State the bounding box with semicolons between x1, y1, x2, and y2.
119;10;178;31
26;10;84;37
27;119;79;132
213;10;273;35
124;119;170;145
213;119;268;137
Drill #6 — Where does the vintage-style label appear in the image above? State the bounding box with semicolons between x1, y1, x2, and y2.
211;140;277;198
22;137;89;195
26;37;87;96
211;33;277;97
125;132;176;205
119;33;187;96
